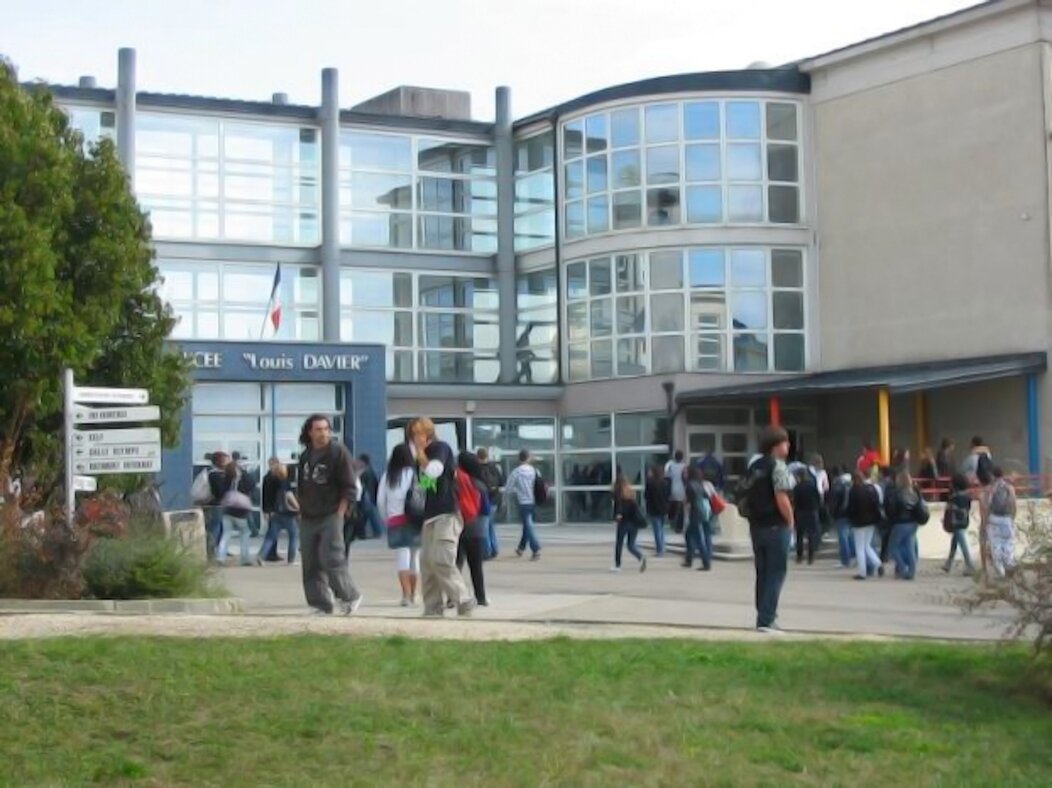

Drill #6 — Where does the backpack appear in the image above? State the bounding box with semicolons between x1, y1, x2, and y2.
533;472;549;506
406;472;427;523
976;453;994;486
455;468;482;522
828;480;850;520
191;468;213;505
943;496;970;533
989;480;1012;517
736;458;778;524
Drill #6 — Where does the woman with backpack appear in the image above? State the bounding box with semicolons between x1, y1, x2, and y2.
455;451;490;606
982;466;1017;579
886;470;928;580
846;471;884;580
942;473;975;576
682;465;713;571
792;467;822;565
217;461;257;566
611;472;647;573
377;443;420;607
643;464;669;556
257;458;299;566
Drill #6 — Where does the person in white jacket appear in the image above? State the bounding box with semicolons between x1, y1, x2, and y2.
376;443;419;606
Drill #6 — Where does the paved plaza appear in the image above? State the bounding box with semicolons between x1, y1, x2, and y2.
218;526;1015;642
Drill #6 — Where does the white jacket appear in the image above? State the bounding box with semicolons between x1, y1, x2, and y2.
376;467;414;521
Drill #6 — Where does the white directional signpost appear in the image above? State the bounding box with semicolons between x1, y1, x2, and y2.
63;369;162;522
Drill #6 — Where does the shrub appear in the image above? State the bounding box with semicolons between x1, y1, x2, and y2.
83;535;221;600
961;500;1052;693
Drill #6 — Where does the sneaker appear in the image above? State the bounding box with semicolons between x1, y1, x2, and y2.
400;596;410;607
446;599;456;610
457;599;478;617
422;609;444;618
877;565;886;578
530;552;541;562
757;626;785;635
941;563;951;574
639;557;647;573
254;555;264;567
478;600;489;607
610;565;622;573
290;559;301;567
698;565;711;572
342;595;363;616
681;560;693;569
853;575;867;581
515;547;524;558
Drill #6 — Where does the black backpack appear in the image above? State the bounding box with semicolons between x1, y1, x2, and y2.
532;472;549;506
828;480;851;520
736;458;778;524
976;453;994;486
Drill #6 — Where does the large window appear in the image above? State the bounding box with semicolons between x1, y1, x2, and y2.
62;104;116;147
339;132;496;252
136;113;320;244
470;418;557;523
561;99;800;239
564;247;806;380
340;270;499;383
158;262;320;340
560;411;669;522
514;132;555;250
516;268;558;384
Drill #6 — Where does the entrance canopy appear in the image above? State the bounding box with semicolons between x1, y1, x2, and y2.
676;352;1046;405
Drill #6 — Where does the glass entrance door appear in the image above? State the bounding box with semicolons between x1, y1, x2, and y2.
687;427;752;492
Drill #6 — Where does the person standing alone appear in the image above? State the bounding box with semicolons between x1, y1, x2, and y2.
739;426;795;633
296;414;363;616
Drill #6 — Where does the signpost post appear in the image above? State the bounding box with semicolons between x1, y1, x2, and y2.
63;369;162;523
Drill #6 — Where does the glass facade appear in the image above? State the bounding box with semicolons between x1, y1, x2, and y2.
515;268;558;384
471;417;557;523
562;99;801;238
65;105;116;146
157;261;320;340
135;113;320;243
565;247;806;380
340;269;499;383
514;131;555;250
339;131;496;252
560;411;669;522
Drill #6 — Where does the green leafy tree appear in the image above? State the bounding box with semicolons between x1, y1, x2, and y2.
0;57;189;500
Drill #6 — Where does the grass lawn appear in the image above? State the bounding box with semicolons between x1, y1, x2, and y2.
1;637;1050;786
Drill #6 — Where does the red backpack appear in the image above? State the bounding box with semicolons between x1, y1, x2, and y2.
455;467;482;522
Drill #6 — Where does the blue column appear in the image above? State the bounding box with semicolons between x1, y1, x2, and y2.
1027;374;1040;475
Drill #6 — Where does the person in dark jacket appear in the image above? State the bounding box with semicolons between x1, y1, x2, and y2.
792;468;822;565
477;447;504;559
942;473;975;575
296;414;363;615
935;438;956;478
611;472;647;573
257;457;300;566
846;471;884;580
455;451;490;606
216;461;256;566
357;453;385;539
204;451;230;559
643;464;669;556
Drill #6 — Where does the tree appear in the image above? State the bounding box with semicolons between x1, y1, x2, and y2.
0;57;190;500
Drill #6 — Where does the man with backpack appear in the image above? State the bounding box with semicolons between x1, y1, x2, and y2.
964;436;994;487
477;447;504;559
505;449;544;561
827;467;854;568
737;426;795;633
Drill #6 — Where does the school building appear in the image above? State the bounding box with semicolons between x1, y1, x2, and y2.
37;0;1052;517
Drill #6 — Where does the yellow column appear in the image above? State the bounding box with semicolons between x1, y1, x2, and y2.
914;392;928;458
878;388;891;466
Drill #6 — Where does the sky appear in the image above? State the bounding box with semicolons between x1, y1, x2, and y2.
3;0;979;120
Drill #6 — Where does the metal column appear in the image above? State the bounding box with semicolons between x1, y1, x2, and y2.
320;68;342;343
495;86;518;383
116;48;137;188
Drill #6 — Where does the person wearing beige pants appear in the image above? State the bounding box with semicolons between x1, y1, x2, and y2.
420;512;472;616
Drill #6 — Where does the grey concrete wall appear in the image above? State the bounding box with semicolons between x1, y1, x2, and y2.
353;86;472;120
812;44;1051;370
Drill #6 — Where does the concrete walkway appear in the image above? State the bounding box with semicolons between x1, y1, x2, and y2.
210;525;1013;642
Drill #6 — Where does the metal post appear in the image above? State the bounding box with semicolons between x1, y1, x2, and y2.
878;388;891;466
1027;374;1040;476
320;68;341;342
116;48;137;188
63;368;75;524
495;86;518;383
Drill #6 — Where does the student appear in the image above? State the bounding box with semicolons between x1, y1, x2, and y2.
828;466;855;568
296;414;363;616
455;451;490;606
643;463;669;556
377;443;419;607
664;450;688;533
885;470;928;580
217;460;256;566
847;471;884;580
611;472;647;573
257;457;299;566
792;467;822;565
504;449;542;560
982;467;1017;579
477;447;504;559
740;426;794;632
942;473;975;576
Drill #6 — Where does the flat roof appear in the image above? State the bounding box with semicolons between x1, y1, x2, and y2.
676;351;1047;405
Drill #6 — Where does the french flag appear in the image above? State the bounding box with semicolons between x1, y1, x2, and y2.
262;263;282;337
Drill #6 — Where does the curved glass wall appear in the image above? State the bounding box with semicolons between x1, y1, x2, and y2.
564;246;806;381
561;99;800;239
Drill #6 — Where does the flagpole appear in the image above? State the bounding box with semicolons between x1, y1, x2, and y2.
260;263;282;340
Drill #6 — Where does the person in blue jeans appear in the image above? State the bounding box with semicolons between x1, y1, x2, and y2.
611;472;647;572
828;469;855;567
257;458;300;566
942;473;975;575
743;426;795;633
887;471;927;580
643;463;668;556
682;467;713;570
504;449;541;560
477;447;504;559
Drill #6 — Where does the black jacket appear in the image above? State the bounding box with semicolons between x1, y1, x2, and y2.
644;477;669;517
298;442;357;520
847;483;883;527
614;496;646;527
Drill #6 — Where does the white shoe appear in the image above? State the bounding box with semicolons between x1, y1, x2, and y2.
609;566;622;573
400;596;410;607
342;595;363;616
757;626;785;635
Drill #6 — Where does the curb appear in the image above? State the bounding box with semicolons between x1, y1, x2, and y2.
0;598;244;615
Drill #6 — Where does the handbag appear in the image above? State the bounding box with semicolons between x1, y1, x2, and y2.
709;492;727;516
221;489;253;510
406;472;427;523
